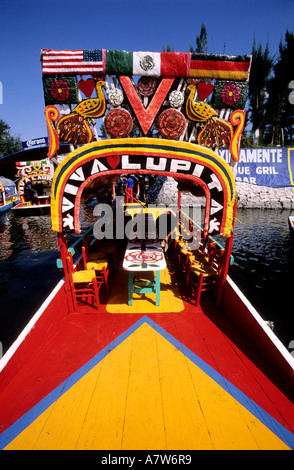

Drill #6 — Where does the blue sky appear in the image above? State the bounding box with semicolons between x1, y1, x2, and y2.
0;0;293;144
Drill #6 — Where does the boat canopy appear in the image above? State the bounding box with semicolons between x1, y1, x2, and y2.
51;138;236;237
14;160;52;197
0;176;18;197
41;48;251;239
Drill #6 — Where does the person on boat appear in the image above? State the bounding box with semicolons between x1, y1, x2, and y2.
111;188;124;243
112;188;124;211
24;184;38;204
115;176;125;196
125;175;134;203
137;175;146;202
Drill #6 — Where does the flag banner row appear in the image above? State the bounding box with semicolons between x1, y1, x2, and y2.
41;49;251;81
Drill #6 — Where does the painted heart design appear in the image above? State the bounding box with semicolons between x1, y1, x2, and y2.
107;155;120;169
197;82;214;101
78;79;95;98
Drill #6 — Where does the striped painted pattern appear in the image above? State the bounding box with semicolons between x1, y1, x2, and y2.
41;49;105;75
41;49;251;81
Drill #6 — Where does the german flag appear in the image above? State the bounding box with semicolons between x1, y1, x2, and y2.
189;53;251;81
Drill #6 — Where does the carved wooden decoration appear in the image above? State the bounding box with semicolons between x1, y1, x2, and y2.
41;48;251;162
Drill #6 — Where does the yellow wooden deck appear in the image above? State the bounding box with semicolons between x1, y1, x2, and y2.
107;264;184;314
4;320;290;450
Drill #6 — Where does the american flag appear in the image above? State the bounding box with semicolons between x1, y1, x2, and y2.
41;49;105;75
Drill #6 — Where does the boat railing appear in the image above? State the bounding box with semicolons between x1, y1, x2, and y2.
56;225;94;269
56;208;234;269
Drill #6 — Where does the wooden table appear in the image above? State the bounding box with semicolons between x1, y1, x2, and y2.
123;239;166;306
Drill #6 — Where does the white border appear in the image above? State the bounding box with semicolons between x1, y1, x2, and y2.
227;276;294;370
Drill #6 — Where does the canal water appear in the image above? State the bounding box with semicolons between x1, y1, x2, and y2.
0;206;294;354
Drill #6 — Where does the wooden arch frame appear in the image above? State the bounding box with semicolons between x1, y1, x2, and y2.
51;138;236;238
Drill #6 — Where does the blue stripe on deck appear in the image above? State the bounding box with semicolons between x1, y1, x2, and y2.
0;315;293;450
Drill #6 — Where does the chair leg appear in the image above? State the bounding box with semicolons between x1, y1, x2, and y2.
195;273;203;307
128;272;134;306
92;276;101;308
69;280;78;311
186;266;191;292
154;271;160;306
102;266;110;294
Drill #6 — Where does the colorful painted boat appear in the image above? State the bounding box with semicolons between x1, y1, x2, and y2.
12;160;51;215
0;176;20;213
0;49;293;451
289;215;294;234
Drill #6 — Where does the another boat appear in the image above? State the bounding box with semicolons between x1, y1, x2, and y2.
288;215;294;234
0;176;20;213
0;49;293;451
12;160;51;215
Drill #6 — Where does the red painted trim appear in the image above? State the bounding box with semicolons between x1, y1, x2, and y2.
222;279;294;391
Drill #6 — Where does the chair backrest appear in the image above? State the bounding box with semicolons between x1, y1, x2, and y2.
207;239;224;270
81;245;88;267
65;251;77;282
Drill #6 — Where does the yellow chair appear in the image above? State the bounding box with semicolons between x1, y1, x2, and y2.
82;246;110;294
91;242;118;271
66;253;102;311
186;249;221;307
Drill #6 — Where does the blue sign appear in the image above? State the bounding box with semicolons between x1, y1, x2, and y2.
22;137;48;149
216;148;294;187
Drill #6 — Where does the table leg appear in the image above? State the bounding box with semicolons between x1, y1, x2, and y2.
128;271;134;306
155;271;160;306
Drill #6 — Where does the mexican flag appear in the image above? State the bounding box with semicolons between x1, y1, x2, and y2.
105;50;190;77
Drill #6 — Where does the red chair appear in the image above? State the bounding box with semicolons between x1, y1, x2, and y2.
66;252;102;311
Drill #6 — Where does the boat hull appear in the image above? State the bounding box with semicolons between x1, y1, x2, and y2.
11;203;51;215
0;272;293;450
0;199;20;213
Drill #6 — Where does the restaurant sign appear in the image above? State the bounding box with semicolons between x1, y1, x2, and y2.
216;147;294;187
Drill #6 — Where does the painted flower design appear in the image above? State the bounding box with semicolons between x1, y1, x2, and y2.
221;82;241;106
107;88;124;107
137;77;157;97
50;79;71;102
157;108;186;139
105;108;133;138
169;90;184;108
125;250;164;265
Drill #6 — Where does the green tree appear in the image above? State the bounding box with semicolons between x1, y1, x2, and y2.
264;30;294;146
162;44;174;52
248;39;274;144
190;23;208;53
0;119;22;158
